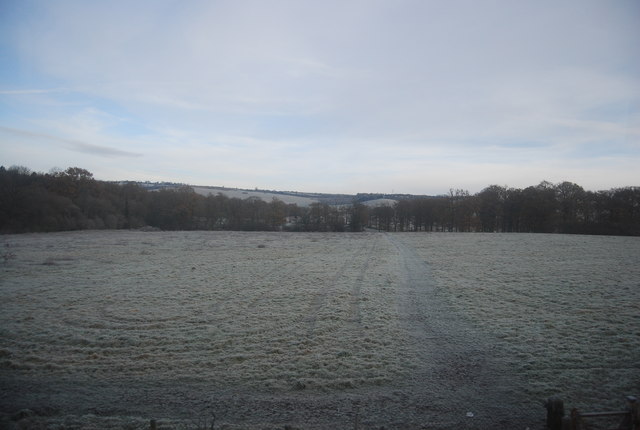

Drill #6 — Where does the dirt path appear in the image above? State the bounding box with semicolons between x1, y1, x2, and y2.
384;233;542;429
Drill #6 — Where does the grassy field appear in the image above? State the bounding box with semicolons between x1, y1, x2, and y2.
399;233;640;410
0;231;638;429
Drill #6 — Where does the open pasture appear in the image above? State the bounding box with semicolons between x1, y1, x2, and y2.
0;231;638;429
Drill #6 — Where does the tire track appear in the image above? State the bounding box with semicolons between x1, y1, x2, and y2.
304;238;371;337
384;233;542;429
346;235;379;329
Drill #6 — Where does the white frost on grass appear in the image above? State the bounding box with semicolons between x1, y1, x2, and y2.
0;231;412;393
1;230;637;422
395;232;640;411
191;186;319;207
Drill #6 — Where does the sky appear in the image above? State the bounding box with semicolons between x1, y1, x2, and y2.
1;0;639;195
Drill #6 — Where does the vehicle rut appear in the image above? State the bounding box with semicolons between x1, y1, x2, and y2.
304;239;372;337
384;233;541;428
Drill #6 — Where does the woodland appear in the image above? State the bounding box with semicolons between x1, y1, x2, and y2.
1;165;638;236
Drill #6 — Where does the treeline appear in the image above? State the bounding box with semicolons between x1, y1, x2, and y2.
0;166;363;233
1;166;638;236
368;182;640;235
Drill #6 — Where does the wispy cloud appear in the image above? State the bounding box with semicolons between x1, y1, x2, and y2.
0;126;143;158
0;88;69;95
66;140;143;158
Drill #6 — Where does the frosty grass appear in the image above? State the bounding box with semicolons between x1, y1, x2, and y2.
1;230;638;419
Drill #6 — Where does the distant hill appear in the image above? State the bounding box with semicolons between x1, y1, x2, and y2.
361;198;398;207
134;181;428;206
189;186;427;207
192;186;320;207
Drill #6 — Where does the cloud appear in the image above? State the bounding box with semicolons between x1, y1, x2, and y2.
0;88;68;95
0;0;638;193
0;126;142;158
66;140;143;158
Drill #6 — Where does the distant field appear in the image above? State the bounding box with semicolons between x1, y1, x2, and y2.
0;231;638;429
191;186;320;206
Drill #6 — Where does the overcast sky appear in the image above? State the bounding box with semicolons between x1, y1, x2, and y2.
1;0;638;195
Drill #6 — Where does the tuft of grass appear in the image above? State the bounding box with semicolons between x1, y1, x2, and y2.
42;257;56;266
2;243;16;263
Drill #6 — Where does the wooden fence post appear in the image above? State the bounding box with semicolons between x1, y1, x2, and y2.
627;396;638;430
150;419;157;430
546;397;565;430
569;408;582;430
